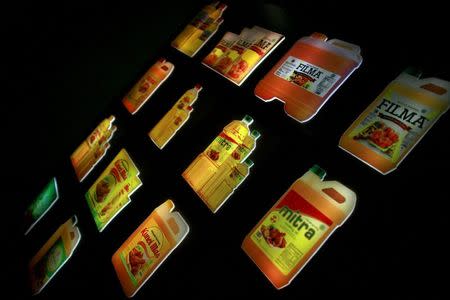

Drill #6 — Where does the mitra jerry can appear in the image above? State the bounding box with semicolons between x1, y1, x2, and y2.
122;58;174;114
149;84;203;149
242;165;356;289
339;70;450;174
112;200;189;298
255;32;362;122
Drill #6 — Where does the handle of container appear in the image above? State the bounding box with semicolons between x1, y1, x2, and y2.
418;78;450;100
328;39;361;54
319;181;356;217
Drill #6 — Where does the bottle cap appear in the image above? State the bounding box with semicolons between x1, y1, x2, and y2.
251;130;261;139
311;32;328;41
244;159;254;168
403;67;422;79
242;115;253;125
195;84;203;91
310;165;326;180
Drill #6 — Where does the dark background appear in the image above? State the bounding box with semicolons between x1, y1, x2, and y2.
5;1;449;299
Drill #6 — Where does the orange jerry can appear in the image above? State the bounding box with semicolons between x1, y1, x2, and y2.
255;33;362;122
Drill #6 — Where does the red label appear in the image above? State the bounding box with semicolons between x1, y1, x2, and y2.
276;190;333;226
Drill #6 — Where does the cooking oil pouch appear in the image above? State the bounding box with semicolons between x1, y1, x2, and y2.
203;31;239;66
122;59;174;114
71;115;116;182
171;2;227;57
88;176;142;232
339;70;450;174
242;165;356;289
255;32;362;122
112;200;189;297
149;84;203;149
226;30;284;85
25;177;59;235
182;115;253;192
204;26;284;86
86;149;141;231
29;216;81;295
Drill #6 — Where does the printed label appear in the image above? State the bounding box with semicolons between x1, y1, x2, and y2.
251;190;332;275
119;219;170;286
275;56;341;97
349;88;437;162
31;237;68;293
204;133;239;167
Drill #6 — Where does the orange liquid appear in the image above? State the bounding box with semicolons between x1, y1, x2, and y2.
255;38;359;122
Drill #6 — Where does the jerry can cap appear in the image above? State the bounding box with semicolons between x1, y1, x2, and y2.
310;165;326;180
310;32;328;41
251;129;261;139
242;115;254;125
403;66;422;78
244;158;254;167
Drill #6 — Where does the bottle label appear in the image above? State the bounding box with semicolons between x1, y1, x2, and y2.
204;133;239;167
31;237;68;293
119;219;170;287
348;88;436;162
251;190;332;275
275;56;341;97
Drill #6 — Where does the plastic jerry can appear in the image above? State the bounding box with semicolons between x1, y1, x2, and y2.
149;84;202;149
112;200;189;298
182;115;253;192
339;69;450;174
242;165;356;289
122;58;174;114
255;32;362;122
29;216;81;295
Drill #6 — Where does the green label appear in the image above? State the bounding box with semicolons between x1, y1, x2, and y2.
25;178;58;231
31;237;68;293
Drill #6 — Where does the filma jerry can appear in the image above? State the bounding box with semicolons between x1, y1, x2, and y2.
255;33;362;122
339;70;450;174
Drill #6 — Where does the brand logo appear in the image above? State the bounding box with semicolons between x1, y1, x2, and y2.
141;228;161;258
376;98;428;129
113;159;129;181
295;63;323;81
279;206;316;240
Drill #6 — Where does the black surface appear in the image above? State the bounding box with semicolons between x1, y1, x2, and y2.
6;1;449;299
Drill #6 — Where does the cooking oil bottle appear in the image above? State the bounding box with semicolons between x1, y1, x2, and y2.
149;84;202;149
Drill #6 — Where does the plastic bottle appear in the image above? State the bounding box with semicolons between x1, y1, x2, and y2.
179;17;224;57
149;84;202;149
242;165;356;289
339;69;450;174
122;58;174;115
255;32;362;122
202;158;254;213
182;115;253;191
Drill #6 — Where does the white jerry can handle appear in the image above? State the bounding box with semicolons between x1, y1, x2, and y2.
328;39;361;54
418;77;450;101
318;181;357;216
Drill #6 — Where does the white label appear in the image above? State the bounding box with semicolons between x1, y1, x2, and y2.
349;89;437;162
275;56;341;97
